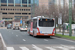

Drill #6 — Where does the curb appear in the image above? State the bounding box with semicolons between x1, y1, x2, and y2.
0;33;7;50
54;36;75;41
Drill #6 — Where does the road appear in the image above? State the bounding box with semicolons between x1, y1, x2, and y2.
0;29;75;50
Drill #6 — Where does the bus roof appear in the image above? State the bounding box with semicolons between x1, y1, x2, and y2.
32;16;54;19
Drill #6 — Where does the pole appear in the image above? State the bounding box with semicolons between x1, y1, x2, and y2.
21;0;22;7
53;12;56;34
14;0;15;7
27;0;29;7
69;0;72;36
0;0;1;6
33;0;35;17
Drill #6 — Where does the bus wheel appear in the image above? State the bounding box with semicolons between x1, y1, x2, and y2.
29;30;32;36
33;31;36;37
47;36;51;38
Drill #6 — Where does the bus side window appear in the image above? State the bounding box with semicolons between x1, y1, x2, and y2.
33;19;37;28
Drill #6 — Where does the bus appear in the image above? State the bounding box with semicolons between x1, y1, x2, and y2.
27;16;55;37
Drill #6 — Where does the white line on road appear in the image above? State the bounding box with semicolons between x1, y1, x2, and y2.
53;37;75;43
32;44;43;50
20;47;29;50
7;47;14;50
23;39;26;41
0;33;6;48
57;47;69;50
44;39;48;41
46;47;56;50
61;44;75;49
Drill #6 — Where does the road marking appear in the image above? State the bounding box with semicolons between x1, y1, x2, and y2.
7;47;14;50
61;44;75;49
20;47;29;50
57;47;69;50
23;39;26;41
53;37;75;43
0;33;6;48
32;44;43;50
16;35;18;37
46;47;56;50
44;39;48;41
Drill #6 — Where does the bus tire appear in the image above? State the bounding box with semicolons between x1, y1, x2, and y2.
47;36;51;38
29;30;32;36
33;31;36;37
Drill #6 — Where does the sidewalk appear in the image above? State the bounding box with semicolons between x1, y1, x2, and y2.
57;32;75;36
56;29;75;36
0;27;7;29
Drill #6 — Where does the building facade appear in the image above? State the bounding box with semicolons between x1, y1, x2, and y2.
39;0;49;8
0;0;31;21
0;0;39;26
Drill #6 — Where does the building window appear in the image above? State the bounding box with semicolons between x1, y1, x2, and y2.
2;13;7;14
8;9;12;10
22;16;28;19
24;9;25;11
15;0;21;4
26;9;30;11
1;8;2;10
29;13;31;15
15;13;21;14
3;9;5;10
15;9;19;11
6;9;7;10
1;5;7;6
1;0;7;3
29;0;31;4
22;9;23;11
16;9;19;11
11;9;12;10
13;9;14;10
8;5;14;6
25;16;28;19
22;0;31;4
20;9;21;11
22;0;27;4
8;9;10;10
8;13;14;14
8;0;14;3
22;13;27;15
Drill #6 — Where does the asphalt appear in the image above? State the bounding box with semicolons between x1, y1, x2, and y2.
0;29;75;50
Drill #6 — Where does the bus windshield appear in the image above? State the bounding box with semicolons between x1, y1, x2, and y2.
39;19;54;27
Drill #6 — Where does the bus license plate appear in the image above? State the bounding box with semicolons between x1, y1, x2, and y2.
44;34;48;35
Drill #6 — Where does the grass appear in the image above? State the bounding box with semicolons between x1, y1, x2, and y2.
55;34;75;40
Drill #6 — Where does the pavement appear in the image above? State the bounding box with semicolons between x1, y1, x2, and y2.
56;29;75;36
0;29;75;50
0;27;7;29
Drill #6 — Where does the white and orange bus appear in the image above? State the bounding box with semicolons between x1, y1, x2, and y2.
27;16;55;37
